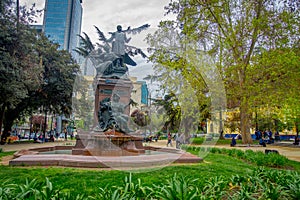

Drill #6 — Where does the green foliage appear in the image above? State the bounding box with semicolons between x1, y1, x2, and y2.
184;145;292;169
0;169;299;199
0;151;14;161
72;76;93;129
152;92;181;132
190;137;204;145
117;173;149;199
0;1;79;141
150;174;199;200
148;0;300;143
0;179;16;200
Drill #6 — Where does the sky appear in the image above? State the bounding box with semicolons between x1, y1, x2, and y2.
20;0;174;81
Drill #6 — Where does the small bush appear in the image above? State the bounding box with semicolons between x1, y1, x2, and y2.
150;174;199;200
1;170;300;200
190;137;205;145
185;145;292;169
264;153;289;168
200;147;206;152
234;149;245;159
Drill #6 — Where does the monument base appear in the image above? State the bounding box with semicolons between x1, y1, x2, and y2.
72;130;145;156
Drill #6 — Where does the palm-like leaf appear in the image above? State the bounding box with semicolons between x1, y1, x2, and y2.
126;45;147;58
94;25;107;42
75;32;94;57
125;24;150;35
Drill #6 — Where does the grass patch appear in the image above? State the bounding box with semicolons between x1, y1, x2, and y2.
189;137;261;145
0;151;15;160
182;145;299;170
0;149;299;198
0;145;299;199
0;165;299;199
0;153;256;197
190;137;205;145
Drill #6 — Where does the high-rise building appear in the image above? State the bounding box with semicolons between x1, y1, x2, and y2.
43;0;83;134
130;77;149;108
43;0;83;60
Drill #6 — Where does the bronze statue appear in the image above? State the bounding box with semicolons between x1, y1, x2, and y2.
77;24;149;79
76;24;151;132
106;25;131;67
98;94;132;133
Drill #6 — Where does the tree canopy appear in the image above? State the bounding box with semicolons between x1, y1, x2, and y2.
0;0;79;143
147;0;300;143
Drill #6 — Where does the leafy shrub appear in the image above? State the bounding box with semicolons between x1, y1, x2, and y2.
188;146;292;169
264;152;289;168
1;170;300;200
199;147;206;152
286;173;300;199
202;176;228;199
0;179;16;200
190;137;204;145
150;174;199;200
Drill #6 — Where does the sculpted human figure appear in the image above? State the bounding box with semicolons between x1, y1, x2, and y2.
98;94;132;133
107;25;131;67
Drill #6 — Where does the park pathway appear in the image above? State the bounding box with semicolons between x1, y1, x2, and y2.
1;140;299;165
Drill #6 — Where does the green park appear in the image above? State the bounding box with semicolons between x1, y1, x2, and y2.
1;0;300;199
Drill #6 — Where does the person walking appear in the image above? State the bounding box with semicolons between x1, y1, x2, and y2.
64;128;67;141
167;132;172;147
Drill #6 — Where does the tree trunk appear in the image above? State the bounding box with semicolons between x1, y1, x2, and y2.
0;104;5;134
0;104;6;144
1;107;18;144
240;99;253;144
1;117;14;145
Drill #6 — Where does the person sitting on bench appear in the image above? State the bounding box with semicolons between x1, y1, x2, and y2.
230;137;237;147
259;138;266;147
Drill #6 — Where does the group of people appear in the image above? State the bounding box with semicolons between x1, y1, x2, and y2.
230;129;278;147
255;129;276;146
166;133;191;149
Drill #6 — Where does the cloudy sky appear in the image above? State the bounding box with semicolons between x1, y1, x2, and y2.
20;0;173;80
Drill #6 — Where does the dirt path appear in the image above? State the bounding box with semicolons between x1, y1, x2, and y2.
1;140;299;164
0;141;75;152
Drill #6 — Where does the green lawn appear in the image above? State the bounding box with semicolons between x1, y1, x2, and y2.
0;148;299;199
0;155;252;197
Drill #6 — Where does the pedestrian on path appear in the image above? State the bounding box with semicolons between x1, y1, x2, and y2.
167;132;172;147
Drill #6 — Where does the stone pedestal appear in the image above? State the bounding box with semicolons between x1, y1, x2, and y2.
72;130;145;156
95;77;133;121
72;76;145;156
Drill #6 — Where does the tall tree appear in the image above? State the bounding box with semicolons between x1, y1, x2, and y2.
148;0;299;143
0;0;42;140
0;1;79;143
72;75;94;129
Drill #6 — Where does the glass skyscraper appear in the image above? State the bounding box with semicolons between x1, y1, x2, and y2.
43;0;83;133
43;0;83;60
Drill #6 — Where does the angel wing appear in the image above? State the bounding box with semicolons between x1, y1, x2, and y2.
124;24;150;35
